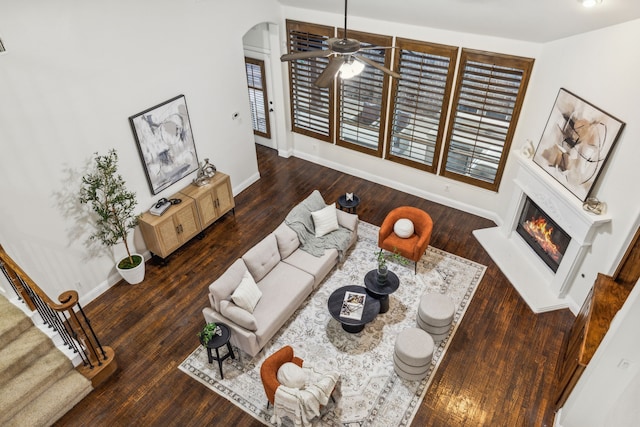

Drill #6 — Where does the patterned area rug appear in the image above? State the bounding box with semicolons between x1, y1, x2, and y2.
179;221;486;426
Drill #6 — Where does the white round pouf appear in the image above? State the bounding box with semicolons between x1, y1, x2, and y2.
417;293;455;342
393;328;434;381
393;218;414;238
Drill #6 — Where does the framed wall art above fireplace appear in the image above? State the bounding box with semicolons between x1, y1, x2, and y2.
129;94;199;195
533;88;625;201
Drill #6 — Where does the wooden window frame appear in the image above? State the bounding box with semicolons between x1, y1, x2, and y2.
245;57;271;139
385;38;458;172
335;30;393;158
440;49;534;190
285;20;335;143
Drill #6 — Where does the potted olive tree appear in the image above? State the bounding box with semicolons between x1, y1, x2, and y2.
79;149;145;284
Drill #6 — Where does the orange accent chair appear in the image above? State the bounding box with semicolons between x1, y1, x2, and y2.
378;206;433;273
260;345;304;407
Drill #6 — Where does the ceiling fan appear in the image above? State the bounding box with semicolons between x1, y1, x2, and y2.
280;0;400;88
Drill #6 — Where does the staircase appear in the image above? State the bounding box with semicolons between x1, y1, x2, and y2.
0;294;93;427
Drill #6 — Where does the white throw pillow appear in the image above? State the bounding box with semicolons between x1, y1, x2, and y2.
311;204;339;237
231;271;262;313
394;218;415;238
277;362;307;389
219;300;258;331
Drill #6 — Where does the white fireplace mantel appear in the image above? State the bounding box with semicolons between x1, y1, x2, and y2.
474;152;611;313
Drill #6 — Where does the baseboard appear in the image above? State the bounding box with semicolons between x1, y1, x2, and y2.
231;171;260;196
553;408;563;427
292;149;500;224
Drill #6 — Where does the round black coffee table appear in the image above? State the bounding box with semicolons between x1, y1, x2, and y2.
337;194;360;214
328;285;380;333
364;270;400;313
199;323;235;379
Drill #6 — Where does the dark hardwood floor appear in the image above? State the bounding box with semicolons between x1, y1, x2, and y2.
55;145;575;427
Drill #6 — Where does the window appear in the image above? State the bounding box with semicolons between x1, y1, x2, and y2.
245;57;271;138
441;49;534;190
285;20;334;142
284;22;534;192
337;30;393;157
386;39;458;172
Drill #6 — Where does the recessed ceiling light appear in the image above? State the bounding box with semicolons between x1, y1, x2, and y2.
580;0;602;8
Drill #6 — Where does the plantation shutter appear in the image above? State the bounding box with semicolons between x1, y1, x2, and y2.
337;30;393;157
441;49;534;190
286;20;334;142
245;57;271;138
386;39;458;172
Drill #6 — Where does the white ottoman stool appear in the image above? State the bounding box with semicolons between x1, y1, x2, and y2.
393;328;434;381
417;293;455;342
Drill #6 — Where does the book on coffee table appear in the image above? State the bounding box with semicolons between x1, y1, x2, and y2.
340;291;367;320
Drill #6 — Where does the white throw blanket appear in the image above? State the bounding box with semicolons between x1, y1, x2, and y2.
271;364;340;427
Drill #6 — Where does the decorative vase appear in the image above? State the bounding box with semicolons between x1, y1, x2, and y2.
377;265;388;283
116;254;145;285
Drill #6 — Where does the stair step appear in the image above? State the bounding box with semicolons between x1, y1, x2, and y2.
6;370;93;427
0;326;55;385
0;297;33;349
0;348;73;424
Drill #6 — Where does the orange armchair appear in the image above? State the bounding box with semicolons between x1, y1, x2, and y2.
260;346;304;407
378;206;433;273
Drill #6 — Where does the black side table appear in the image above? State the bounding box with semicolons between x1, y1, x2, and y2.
199;323;235;379
364;270;400;313
337;194;360;214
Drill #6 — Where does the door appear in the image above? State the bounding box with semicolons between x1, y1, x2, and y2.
245;57;272;144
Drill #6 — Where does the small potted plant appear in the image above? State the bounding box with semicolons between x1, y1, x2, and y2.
198;322;219;345
79;149;145;284
375;249;407;283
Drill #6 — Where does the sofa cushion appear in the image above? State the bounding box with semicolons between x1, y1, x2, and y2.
252;262;314;348
277;362;307;389
209;259;248;312
273;222;300;259
336;209;358;232
243;233;281;282
311;204;339;237
283;248;338;288
220;299;258;331
231;270;262;313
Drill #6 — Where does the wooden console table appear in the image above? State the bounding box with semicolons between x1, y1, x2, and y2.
138;172;235;260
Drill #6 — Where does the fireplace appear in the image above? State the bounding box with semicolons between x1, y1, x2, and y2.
516;197;571;273
473;151;611;313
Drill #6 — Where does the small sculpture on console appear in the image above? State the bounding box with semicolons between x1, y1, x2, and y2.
193;158;217;186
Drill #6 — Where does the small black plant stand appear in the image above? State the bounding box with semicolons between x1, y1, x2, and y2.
364;270;400;313
199;323;235;379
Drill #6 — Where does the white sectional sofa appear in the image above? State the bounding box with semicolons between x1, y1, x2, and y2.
202;191;358;357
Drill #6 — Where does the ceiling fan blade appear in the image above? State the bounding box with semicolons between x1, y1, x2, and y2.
280;50;332;62
354;54;401;79
315;56;345;88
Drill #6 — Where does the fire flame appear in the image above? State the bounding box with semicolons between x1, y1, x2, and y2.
523;217;562;263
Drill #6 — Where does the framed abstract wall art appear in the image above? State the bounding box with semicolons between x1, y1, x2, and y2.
533;88;625;201
129;95;199;195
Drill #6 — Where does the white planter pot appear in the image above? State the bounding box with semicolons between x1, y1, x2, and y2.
116;254;145;284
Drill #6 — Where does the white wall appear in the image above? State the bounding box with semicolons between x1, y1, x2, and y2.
278;7;640;311
0;0;283;302
520;20;640;308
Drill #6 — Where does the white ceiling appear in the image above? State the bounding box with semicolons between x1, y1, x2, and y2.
277;0;640;43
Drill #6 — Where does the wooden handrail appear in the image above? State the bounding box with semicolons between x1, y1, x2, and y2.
0;244;117;387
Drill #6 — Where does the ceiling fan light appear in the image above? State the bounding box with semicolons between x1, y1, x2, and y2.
339;58;365;79
579;0;602;8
